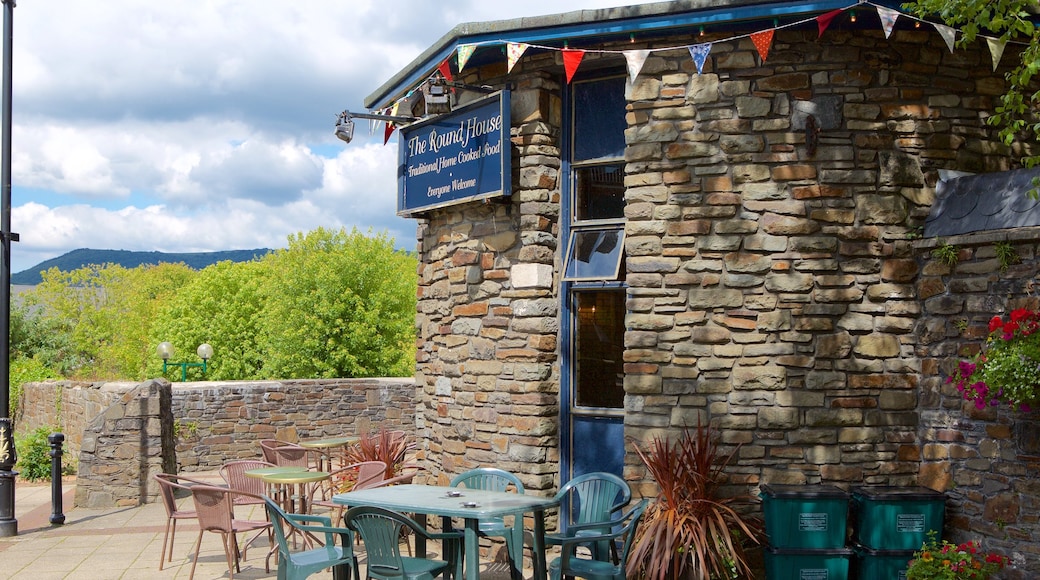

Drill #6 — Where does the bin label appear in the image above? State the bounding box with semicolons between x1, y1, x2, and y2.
798;512;829;532
800;570;829;580
897;513;926;533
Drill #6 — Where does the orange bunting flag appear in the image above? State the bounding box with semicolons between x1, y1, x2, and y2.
437;58;454;83
751;29;774;62
563;48;585;84
816;9;843;38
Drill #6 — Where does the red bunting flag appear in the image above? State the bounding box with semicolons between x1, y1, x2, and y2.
437;58;454;84
816;9;844;38
751;29;774;62
563;48;585;84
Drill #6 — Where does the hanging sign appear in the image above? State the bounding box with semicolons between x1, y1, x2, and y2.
397;91;511;217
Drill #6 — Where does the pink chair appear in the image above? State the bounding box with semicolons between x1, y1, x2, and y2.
153;473;211;570
270;445;316;469
219;459;275;507
258;439;296;464
188;484;273;580
312;460;387;524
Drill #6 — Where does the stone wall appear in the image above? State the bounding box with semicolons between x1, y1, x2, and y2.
19;377;416;476
74;380;174;508
915;229;1040;576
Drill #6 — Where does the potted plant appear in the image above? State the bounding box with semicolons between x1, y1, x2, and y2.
628;422;764;580
906;532;1008;579
950;307;1040;411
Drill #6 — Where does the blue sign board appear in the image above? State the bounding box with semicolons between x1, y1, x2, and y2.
397;91;511;216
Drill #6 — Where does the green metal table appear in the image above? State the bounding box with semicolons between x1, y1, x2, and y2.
333;483;557;580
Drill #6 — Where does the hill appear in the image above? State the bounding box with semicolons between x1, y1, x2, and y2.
12;248;272;285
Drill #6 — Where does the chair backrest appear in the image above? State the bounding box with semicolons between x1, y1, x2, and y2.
220;459;275;497
191;484;235;533
259;439;296;464
154;473;204;517
263;496;302;559
354;461;390;490
344;506;412;578
554;472;631;530
450;468;525;494
271;445;311;468
613;499;648;573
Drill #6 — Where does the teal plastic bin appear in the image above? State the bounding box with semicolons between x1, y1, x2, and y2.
854;543;915;580
761;484;849;549
765;546;852;580
851;486;945;551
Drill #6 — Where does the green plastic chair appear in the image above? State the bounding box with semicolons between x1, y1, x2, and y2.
344;505;463;580
545;472;631;563
449;468;526;575
548;499;647;580
264;496;357;580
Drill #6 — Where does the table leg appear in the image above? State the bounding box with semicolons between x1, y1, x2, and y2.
464;518;480;580
532;509;547;580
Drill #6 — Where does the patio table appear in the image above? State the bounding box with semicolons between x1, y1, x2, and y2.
332;483;558;580
299;436;361;471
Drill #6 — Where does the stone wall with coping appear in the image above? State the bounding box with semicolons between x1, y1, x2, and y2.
18;377;417;479
914;229;1040;575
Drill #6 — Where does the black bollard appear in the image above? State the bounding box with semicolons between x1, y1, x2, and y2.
48;433;65;525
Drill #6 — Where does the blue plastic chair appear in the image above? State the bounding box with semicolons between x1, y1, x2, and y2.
264;496;357;580
545;472;631;563
344;505;462;580
449;468;526;575
549;499;648;580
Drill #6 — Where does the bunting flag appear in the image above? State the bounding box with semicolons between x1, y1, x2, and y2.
986;37;1007;71
563;48;585;83
624;49;650;82
688;43;711;74
507;42;529;73
877;6;900;39
751;29;775;62
437;58;454;83
816;9;844;38
935;23;957;52
457;44;476;72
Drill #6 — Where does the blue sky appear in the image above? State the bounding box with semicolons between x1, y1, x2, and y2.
8;1;635;273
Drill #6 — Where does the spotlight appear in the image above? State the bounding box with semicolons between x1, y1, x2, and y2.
335;112;355;144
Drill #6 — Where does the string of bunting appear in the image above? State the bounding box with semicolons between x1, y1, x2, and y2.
375;0;1025;142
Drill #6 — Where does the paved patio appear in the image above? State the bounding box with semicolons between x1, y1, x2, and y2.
0;474;527;580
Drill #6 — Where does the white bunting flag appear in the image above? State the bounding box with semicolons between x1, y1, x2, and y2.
507;42;529;73
986;37;1007;71
688;43;712;74
624;49;650;82
877;6;900;39
935;23;957;53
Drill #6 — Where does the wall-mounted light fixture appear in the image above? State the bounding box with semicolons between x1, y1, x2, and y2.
334;110;418;144
157;341;213;382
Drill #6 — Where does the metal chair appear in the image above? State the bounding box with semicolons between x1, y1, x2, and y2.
548;499;648;580
271;444;317;469
188;484;273;580
220;459;277;506
449;468;526;575
153;472;211;570
264;496;357;580
545;472;632;563
311;460;388;524
344;505;463;580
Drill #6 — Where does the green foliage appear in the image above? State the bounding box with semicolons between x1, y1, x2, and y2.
173;419;199;439
15;426;57;482
995;241;1020;271
258;227;417;379
933;241;960;267
9;356;62;419
904;0;1040;172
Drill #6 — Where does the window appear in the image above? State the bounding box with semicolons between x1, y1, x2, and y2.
573;290;626;409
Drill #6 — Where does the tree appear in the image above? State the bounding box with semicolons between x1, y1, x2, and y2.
905;1;1040;169
259;227;417;379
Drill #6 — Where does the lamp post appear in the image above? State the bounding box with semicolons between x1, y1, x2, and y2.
0;0;18;539
157;342;213;382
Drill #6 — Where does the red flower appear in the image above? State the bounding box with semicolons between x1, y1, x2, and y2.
989;315;1003;332
1010;308;1031;323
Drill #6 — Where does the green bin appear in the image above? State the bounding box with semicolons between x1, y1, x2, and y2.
761;484;849;549
765;546;852;580
853;543;915;580
851;486;945;551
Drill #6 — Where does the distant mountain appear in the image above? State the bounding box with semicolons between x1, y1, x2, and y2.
11;248;272;285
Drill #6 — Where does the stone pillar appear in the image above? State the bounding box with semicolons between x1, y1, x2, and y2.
74;379;173;508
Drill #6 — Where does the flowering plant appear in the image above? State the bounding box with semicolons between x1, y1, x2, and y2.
906;533;1007;580
949;308;1040;411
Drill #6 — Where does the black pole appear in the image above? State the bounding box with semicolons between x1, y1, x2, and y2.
0;0;16;539
48;433;64;525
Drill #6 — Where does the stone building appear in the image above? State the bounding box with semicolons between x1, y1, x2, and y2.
353;0;1040;573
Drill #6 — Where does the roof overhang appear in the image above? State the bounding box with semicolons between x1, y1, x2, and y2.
365;0;902;110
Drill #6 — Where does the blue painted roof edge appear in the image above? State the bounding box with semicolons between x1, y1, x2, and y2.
364;0;902;110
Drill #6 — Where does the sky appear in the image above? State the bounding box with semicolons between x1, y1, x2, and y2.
7;0;639;274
